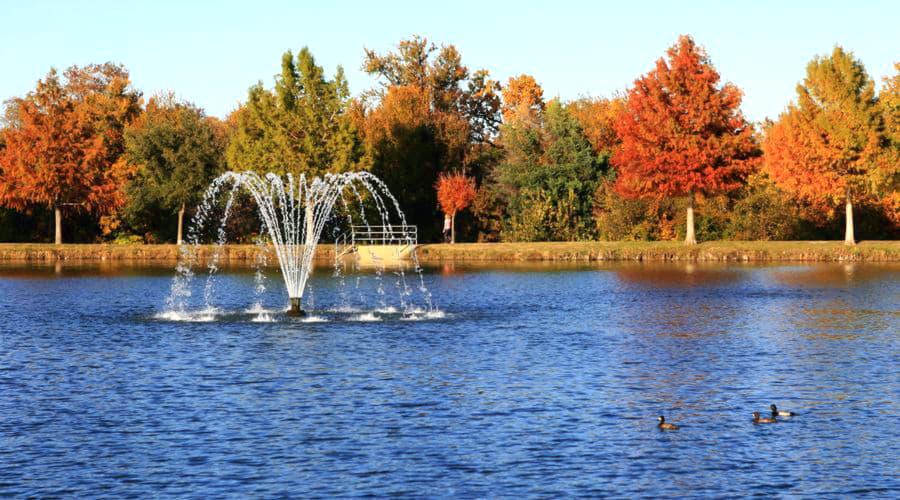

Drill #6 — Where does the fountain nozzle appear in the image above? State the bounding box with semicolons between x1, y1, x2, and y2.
286;297;306;317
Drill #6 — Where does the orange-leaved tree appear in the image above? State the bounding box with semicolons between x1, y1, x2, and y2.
612;35;759;244
567;95;627;157
501;75;545;123
436;172;476;243
877;63;900;227
0;64;141;243
357;85;469;241
764;47;893;244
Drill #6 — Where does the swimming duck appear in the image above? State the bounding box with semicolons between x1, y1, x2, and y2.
657;415;679;430
770;404;796;417
752;412;777;424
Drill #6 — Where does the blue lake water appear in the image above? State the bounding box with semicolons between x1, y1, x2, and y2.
0;261;898;497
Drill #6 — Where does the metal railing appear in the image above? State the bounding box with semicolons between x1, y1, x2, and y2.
335;225;417;256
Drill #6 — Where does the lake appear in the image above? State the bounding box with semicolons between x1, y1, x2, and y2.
0;261;898;497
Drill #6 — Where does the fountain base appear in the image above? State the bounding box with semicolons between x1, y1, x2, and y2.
286;297;306;317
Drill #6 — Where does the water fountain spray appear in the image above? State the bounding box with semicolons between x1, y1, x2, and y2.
172;171;413;317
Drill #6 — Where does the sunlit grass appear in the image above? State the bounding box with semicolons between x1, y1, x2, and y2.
0;241;896;262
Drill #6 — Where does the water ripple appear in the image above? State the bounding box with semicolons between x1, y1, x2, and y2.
0;263;897;497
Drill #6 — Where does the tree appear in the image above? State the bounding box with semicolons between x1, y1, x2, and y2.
1;99;21;130
226;47;368;176
363;35;501;146
487;80;603;242
436;173;476;243
501;75;545;123
883;63;900;144
764;47;893;244
879;63;900;227
124;94;226;244
0;64;141;243
360;37;504;240
612;35;758;244
356;85;469;240
568;95;626;156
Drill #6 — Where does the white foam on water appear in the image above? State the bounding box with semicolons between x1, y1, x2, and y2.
349;312;381;322
251;313;276;323
400;309;448;321
246;303;276;314
375;306;399;314
328;306;363;313
301;315;328;323
154;307;221;322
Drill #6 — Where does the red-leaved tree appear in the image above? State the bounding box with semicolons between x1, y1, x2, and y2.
436;172;476;243
612;35;759;244
0;64;142;243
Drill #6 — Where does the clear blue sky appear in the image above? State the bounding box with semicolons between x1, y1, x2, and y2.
2;0;897;123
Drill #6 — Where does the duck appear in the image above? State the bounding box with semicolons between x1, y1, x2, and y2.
752;411;777;424
770;404;796;417
657;415;679;430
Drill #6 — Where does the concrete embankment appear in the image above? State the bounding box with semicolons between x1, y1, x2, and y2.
0;241;897;263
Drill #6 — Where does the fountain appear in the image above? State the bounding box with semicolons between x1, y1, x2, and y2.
166;171;430;320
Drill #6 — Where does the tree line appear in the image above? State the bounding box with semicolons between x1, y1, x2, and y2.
0;35;897;245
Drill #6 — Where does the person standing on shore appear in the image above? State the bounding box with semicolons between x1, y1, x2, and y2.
442;214;452;243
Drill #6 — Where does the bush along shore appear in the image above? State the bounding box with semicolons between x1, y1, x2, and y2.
0;241;898;263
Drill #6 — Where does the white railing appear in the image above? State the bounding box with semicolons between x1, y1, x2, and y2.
335;225;417;256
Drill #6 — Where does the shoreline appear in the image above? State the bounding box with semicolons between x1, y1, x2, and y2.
0;241;898;263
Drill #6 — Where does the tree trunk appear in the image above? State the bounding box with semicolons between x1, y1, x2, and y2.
684;193;697;245
844;195;856;246
177;202;186;245
54;207;62;245
450;211;456;244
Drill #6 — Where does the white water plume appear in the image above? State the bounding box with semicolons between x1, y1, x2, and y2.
165;171;434;317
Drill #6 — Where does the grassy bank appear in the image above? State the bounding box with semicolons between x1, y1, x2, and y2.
0;241;898;263
0;243;336;263
415;241;900;262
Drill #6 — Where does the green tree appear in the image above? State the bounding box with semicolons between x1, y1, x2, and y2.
124;94;226;244
491;99;603;241
226;47;368;176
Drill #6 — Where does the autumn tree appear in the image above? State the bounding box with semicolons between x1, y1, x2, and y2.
878;63;900;226
359;36;500;240
226;47;368;176
568;95;626;156
363;35;501;146
883;63;900;144
612;35;758;244
0;64;142;243
124;94;226;244
356;85;468;240
501;75;545;123
764;47;894;244
436;172;476;243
